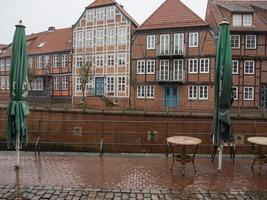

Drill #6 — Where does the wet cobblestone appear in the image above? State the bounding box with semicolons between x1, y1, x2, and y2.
0;185;266;200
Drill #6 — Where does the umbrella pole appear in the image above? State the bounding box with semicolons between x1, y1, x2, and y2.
218;140;223;171
15;131;20;169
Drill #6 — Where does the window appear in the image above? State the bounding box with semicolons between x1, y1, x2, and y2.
96;8;104;21
53;55;59;68
0;60;5;71
146;86;155;99
6;59;11;71
96;29;104;46
189;32;199;47
62;55;68;67
160;60;169;80
44;56;49;68
199;86;208;100
54;77;60;90
200;58;209;73
137;60;145;74
246;35;256;49
106;7;115;20
188;59;198;74
147;35;155;49
137;86;145;99
62;76;68;90
233;14;242;26
6;76;9;89
174;33;184;54
28;57;33;69
106;27;115;45
173;59;183;81
32;78;43;91
86;10;94;22
232;60;239;74
147;60;155;74
244;87;254;100
0;77;5;89
160;34;170;54
232;86;238;100
75;56;83;68
243;15;252;27
188;86;198;100
84;55;93;66
118;27;127;44
118;54;126;66
231;35;240;49
244;61;255;74
85;31;93;47
75;31;84;48
107;54;115;66
76;77;81;91
118;77;126;92
36;56;42;69
96;55;104;67
107;77;114;94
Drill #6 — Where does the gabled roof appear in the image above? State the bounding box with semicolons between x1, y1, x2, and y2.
0;27;72;58
86;0;116;8
206;0;267;32
138;0;208;31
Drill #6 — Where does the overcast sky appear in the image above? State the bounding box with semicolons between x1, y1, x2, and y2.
0;0;208;44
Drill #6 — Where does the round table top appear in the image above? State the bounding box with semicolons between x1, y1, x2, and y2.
247;137;267;146
167;136;202;146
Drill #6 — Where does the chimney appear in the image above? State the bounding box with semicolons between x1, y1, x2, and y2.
48;26;56;32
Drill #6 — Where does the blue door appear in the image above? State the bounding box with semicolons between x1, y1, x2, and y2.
164;86;178;107
95;77;105;96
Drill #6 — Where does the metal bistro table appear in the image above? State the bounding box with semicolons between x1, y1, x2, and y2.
247;137;267;174
167;136;202;174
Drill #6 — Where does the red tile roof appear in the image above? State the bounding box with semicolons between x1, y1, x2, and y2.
0;28;72;58
139;0;208;31
0;44;8;49
206;0;267;32
86;0;116;8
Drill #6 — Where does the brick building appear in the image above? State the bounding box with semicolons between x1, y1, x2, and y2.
131;0;216;112
72;0;138;109
0;27;73;102
0;44;7;55
206;0;267;109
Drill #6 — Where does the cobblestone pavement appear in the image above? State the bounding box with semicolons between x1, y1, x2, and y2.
0;152;267;199
1;185;267;200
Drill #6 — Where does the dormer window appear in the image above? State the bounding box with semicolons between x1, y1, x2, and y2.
232;14;253;27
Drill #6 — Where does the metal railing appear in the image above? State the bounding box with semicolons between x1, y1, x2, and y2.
156;69;185;82
156;44;185;57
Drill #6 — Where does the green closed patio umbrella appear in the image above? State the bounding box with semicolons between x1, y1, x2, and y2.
213;19;233;171
7;21;30;168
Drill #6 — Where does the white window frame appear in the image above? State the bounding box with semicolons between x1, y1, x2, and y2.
62;76;68;90
36;56;42;69
243;14;252;27
86;10;94;22
189;32;199;48
75;31;84;48
54;77;60;91
62;54;68;67
244;60;255;75
96;55;104;67
85;30;93;47
118;77;126;92
147;35;155;49
146;60;155;74
146;86;155;99
160;34;170;55
188;59;198;74
244;87;254;101
174;33;184;54
76;77;82;91
6;59;11;71
53;55;59;68
232;86;238;100
199;86;208;100
106;27;116;45
106;6;115;20
6;76;9;89
246;35;256;49
199;58;209;74
160;60;169;80
118;53;126;66
118;27;127;44
188;86;198;100
44;55;49;68
137;60;145;74
0;60;5;71
107;77;115;94
96;8;104;21
137;86;145;99
96;29;104;46
232;60;239;74
173;59;184;81
0;77;5;89
233;14;242;26
32;78;43;91
107;54;115;66
75;56;83;68
231;35;240;49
